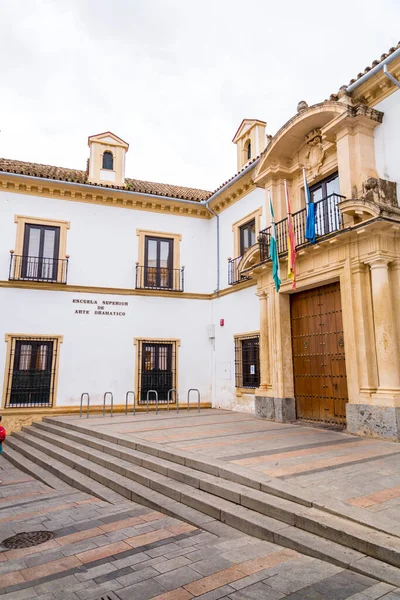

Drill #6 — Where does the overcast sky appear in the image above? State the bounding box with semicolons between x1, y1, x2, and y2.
0;0;399;192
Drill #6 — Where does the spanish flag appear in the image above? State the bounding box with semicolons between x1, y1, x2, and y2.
284;180;296;289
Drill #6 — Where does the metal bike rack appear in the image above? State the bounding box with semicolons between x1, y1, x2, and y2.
187;389;201;413
103;392;113;417
146;390;158;414
167;389;178;413
80;393;90;418
126;391;135;415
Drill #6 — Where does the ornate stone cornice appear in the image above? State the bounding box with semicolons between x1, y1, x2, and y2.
0;174;211;219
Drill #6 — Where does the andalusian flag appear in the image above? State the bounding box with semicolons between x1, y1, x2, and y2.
304;168;316;244
284;180;297;289
268;190;281;292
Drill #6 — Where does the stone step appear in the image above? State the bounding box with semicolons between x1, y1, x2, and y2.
44;416;313;507
7;429;400;586
30;420;400;569
33;420;309;522
42;416;399;540
4;436;127;505
14;425;400;573
2;444;70;492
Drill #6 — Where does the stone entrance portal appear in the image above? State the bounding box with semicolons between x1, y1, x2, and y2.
290;282;348;426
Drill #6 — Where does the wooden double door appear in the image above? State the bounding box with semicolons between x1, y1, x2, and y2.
290;282;348;426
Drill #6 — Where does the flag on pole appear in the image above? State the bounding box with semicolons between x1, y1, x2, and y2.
284;180;297;290
268;189;281;292
303;168;316;244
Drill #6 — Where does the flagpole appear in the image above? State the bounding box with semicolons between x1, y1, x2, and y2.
268;189;281;293
303;167;310;215
284;179;296;290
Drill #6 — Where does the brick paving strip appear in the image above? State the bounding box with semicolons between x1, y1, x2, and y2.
0;457;400;599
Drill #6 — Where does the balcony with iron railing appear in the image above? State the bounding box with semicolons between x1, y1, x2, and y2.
228;255;252;286
259;193;345;262
135;264;184;292
9;252;69;284
228;193;345;285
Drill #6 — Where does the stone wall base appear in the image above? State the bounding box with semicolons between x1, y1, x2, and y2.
254;397;296;422
346;403;400;441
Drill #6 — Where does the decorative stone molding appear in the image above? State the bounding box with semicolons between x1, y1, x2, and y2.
361;177;398;208
304;128;325;180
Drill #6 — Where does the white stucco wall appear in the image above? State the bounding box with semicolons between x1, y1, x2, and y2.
217;187;266;289
374;89;400;200
0;288;212;407
0;191;214;293
0;182;264;415
211;285;260;414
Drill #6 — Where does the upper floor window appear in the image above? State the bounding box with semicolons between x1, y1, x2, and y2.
239;219;256;255
22;224;60;281
102;151;114;171
10;216;70;284
246;140;251;161
144;236;173;289
309;172;339;203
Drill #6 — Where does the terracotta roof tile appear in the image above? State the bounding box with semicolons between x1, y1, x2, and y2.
341;41;400;90
208;156;259;197
0;158;211;202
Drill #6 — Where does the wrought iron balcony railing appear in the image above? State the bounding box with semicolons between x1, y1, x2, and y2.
9;253;69;284
259;193;345;262
135;264;184;292
228;255;252;286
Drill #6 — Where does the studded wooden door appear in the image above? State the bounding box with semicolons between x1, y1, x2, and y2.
290;282;348;425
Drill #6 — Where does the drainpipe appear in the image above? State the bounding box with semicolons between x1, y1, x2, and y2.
383;63;400;88
346;47;400;93
203;159;260;294
205;204;220;293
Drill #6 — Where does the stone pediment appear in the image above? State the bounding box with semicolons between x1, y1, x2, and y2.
232;119;266;143
88;131;129;149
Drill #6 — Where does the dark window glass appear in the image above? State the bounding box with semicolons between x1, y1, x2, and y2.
9;340;54;406
140;342;174;402
102;151;114;170
309;172;339;203
22;224;60;281
235;336;260;388
239;219;256;255
309;172;340;236
144;236;173;289
246;140;251;160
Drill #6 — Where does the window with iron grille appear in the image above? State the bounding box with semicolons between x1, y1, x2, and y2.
137;340;177;403
234;334;260;388
4;337;60;408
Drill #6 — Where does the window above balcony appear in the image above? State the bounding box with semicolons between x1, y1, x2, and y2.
135;229;183;292
10;216;70;284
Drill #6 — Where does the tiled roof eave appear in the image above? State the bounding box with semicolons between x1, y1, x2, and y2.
0;161;212;203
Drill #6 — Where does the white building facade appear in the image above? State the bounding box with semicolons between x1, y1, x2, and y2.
1;43;400;438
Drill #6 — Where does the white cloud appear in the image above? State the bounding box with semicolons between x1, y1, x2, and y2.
0;0;399;191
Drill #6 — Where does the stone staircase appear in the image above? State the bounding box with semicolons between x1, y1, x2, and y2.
4;416;400;587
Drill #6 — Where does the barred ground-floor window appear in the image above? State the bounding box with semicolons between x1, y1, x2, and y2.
2;334;63;408
134;338;180;404
234;333;260;389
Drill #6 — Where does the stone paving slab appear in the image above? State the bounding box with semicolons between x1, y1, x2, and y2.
0;454;400;599
50;410;400;534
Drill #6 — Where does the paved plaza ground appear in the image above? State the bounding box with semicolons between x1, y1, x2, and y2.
1;409;400;599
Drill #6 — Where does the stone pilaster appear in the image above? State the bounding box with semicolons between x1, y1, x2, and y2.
255;291;270;394
347;256;400;440
367;257;400;394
